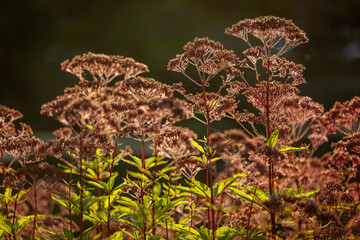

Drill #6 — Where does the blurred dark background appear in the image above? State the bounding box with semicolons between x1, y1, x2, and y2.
1;0;360;138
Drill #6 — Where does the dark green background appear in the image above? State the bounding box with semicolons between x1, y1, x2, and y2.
1;0;359;135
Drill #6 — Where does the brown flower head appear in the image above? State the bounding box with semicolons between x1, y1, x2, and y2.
278;95;324;144
61;52;149;85
0;105;23;137
155;126;199;159
168;37;240;85
115;76;174;100
210;129;255;162
1;135;50;164
264;55;306;85
226;16;308;55
184;92;237;121
124;98;194;140
322;96;360;135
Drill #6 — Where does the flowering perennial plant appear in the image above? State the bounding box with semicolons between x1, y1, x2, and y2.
1;16;359;240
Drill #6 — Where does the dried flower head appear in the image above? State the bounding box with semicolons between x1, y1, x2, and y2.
124;98;194;140
115;76;174;100
226;16;308;55
168;37;240;85
155;126;199;159
0;105;24;138
61;52;149;85
322;96;360;136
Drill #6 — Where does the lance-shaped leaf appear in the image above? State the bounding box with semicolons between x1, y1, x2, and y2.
267;129;279;148
229;187;268;210
38;228;64;240
277;144;310;152
191;140;205;154
167;223;200;236
0;215;12;235
243;185;268;202
14;215;38;236
213;173;246;199
176;178;211;199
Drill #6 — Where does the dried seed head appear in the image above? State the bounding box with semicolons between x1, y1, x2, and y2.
226;16;308;54
61;52;149;84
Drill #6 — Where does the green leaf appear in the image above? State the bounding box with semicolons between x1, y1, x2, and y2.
216;226;238;240
210;157;221;163
87;180;109;193
39;227;64;240
83;197;106;211
278;144;310;152
213;173;246;199
52;193;78;210
295;188;320;198
81;225;98;238
190;155;206;163
230;187;268;210
191;140;205;154
168;223;200;236
0;215;13;235
267;129;279;148
127;171;150;182
17;215;37;235
86;124;94;130
148;236;165;240
209;98;220;111
279;188;297;196
63;227;73;239
117;216;141;232
124;155;143;169
107;173;118;192
243;185;268;202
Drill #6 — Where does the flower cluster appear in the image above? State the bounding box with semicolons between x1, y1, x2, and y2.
226;16;308;55
61;52;149;85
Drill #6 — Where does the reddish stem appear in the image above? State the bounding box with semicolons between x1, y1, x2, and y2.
107;135;120;237
32;179;38;240
68;156;73;234
141;138;147;240
201;82;216;240
356;169;360;202
1;150;9;218
246;184;258;239
266;47;276;239
152;139;158;236
79;142;84;240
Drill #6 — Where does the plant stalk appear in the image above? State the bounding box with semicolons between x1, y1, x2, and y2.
79;144;84;240
1;150;9;218
202;82;216;240
32;179;38;240
266;47;276;239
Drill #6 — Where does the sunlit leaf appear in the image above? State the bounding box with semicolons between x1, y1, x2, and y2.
267;129;279;148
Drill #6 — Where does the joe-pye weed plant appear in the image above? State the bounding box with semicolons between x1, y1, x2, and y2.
0;16;359;240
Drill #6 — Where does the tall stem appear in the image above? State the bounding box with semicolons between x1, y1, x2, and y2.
152;139;158;236
1;150;9;218
12;192;20;240
356;169;360;202
79;142;84;240
68;156;73;234
165;168;174;240
32;179;38;240
246;184;258;239
107;135;119;237
141;137;147;240
201;83;216;240
266;48;276;239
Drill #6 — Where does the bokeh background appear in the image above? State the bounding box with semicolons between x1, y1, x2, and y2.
1;0;360;140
